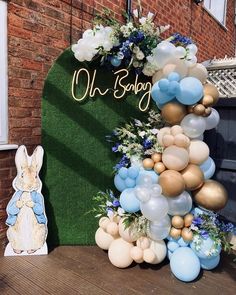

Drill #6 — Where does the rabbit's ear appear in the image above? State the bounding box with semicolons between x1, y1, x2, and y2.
15;145;28;172
31;145;44;173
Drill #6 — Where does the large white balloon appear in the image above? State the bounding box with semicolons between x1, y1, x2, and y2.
140;195;169;221
181;114;206;138
204;108;220;130
167;191;192;216
147;215;171;240
135;186;151;202
153;41;176;68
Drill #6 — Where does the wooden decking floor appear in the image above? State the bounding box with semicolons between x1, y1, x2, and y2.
0;246;235;295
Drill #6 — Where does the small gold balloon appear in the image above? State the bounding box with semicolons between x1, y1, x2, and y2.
201;94;214;107
193;104;206;116
204;107;212;117
193;180;228;211
154;162;166;174
143;158;154;170
184;213;194;227
187;104;197;113
181;164;204;191
159;170;185;197
181;227;193;242
204;83;219;105
171;216;184;229
170;227;182;239
161;102;187;125
151;152;162;163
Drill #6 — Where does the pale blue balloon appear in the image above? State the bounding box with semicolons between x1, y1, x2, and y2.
120;188;140;213
111;56;121;67
167;81;180;95
125;177;136;188
136;170;159;185
190;237;221;259
200;255;220;270
114;174;126;192
178;237;190;247
167;240;180;252
199;157;216;179
168;250;173;260
156;89;173;104
128;166;139;179
170;247;201;282
118;167;128;179
151;82;161;102
176;77;203;105
158;79;170;91
168;72;180;82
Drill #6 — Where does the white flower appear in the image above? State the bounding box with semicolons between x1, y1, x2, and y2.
151;129;158;135
107;210;114;219
147;12;154;20
158;24;170;34
118;207;125;216
139;131;146;138
106;201;113;206
133;9;139;18
139;17;147;25
136;50;145;60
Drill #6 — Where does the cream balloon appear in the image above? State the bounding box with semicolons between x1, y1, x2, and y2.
99;216;110;231
130;246;144;263
162;145;189;171
188;63;208;83
143;248;156;263
149;239;167;264
163;59;188;79
118;218;138;243
95;227;115;250
108;238;134;268
157;127;171;146
136;236;150;250
188;140;210;165
152;70;165;84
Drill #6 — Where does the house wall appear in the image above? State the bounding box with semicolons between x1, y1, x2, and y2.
0;0;235;253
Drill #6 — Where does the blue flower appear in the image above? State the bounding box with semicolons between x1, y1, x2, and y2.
200;230;209;239
219;222;235;233
114;154;130;170
170;33;192;46
129;31;145;44
112;199;120;207
142;138;153;150
192;217;203;226
112;143;120;152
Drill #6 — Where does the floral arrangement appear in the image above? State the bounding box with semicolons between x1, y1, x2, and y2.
72;6;197;76
106;110;164;171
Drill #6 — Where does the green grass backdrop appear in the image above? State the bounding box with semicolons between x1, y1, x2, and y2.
42;48;151;246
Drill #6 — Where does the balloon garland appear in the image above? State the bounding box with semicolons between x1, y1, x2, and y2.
72;7;235;282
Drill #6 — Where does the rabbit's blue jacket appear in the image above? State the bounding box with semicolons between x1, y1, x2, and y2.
6;191;47;226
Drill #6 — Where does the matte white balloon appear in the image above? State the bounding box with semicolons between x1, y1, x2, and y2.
204;108;220;130
153;41;176;68
187;44;198;55
181;114;206;138
167;191;192;216
147;215;171;240
175;46;186;58
141;195;169;221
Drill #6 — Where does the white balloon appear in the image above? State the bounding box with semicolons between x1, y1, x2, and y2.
187;44;198;55
151;184;162;197
204;108;220;130
175;46;186;58
147;215;171;240
153;41;176;68
181;114;206;138
167;191;192;216
135;186;151;202
141;195;169;221
137;175;153;187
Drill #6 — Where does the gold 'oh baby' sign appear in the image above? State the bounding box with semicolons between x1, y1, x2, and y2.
71;68;152;112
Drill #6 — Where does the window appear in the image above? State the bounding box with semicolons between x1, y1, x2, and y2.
204;0;227;26
0;0;8;144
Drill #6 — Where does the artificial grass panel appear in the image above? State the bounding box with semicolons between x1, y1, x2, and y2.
42;48;151;246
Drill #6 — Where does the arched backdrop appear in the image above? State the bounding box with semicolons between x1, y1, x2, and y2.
42;48;152;246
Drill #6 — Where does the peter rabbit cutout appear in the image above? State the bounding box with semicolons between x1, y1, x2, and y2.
4;145;48;256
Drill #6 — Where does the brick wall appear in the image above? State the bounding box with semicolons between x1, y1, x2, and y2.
0;0;235;254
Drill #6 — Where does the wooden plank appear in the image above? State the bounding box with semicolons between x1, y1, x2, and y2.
22;254;110;295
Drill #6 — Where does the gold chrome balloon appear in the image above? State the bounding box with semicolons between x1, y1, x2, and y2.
193;180;228;211
161;102;187;125
181;164;204;191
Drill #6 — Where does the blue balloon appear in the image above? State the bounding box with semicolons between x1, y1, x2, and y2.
170;247;201;282
151;82;161;102
156;89;173;104
158;79;170;91
190;237;221;259
125;177;136;188
199;157;216;180
136;170;159;185
178;237;190;247
167;240;180;252
120;188;140;213
114;174;126;192
111;56;121;67
128;166;139;179
167;81;180;95
200;255;220;270
176;77;203;105
118;167;128;179
168;250;173;260
168;72;180;82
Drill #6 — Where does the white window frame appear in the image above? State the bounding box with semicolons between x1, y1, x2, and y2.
0;0;8;144
203;0;227;27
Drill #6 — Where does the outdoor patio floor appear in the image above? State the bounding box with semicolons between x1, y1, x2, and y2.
0;246;235;294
